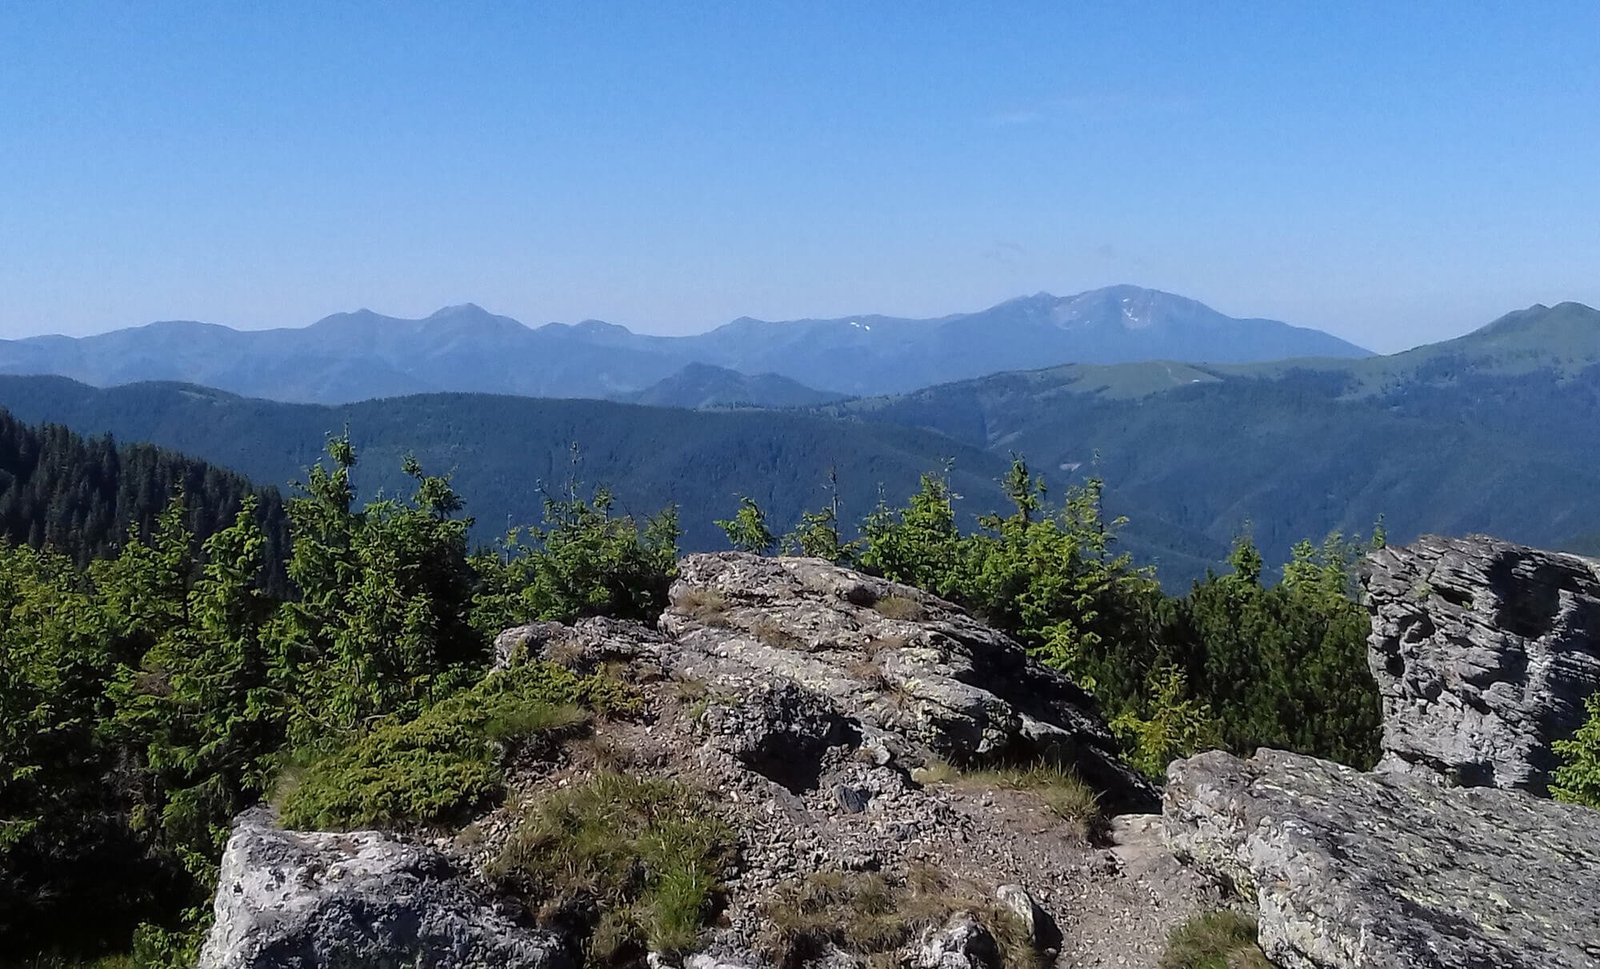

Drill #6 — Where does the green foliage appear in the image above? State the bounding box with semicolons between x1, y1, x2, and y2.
781;468;856;562
0;377;1015;561
0;406;1394;964
716;495;776;555
856;461;1380;771
0;406;289;585
857;459;1163;719
109;498;282;884
1110;665;1224;779
1158;531;1382;767
1159;910;1270;969
1552;692;1600;808
270;435;484;747
486;772;734;960
470;484;679;633
959;466;1160;703
0;427;670;962
278;661;613;831
858;471;964;594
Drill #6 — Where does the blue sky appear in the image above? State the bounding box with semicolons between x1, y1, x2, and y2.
1;3;1596;351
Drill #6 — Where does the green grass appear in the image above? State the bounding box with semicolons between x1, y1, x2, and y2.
277;661;629;830
763;867;1038;969
1159;910;1271;969
485;772;734;961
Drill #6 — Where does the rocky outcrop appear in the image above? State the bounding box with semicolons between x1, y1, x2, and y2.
201;553;1201;969
1362;534;1600;794
1165;748;1600;969
198;809;568;969
660;552;1154;808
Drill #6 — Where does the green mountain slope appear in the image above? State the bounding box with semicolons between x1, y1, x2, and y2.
616;362;847;409
0;406;289;572
824;303;1600;562
0;377;1015;554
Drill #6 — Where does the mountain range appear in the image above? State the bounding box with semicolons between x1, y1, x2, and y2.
0;285;1370;404
0;301;1596;585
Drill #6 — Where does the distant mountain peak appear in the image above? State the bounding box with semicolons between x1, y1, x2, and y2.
426;302;490;318
573;319;633;335
1456;300;1600;345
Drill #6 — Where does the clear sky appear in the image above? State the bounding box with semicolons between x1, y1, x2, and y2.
1;3;1596;352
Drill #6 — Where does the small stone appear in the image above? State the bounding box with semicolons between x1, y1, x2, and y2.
834;784;870;814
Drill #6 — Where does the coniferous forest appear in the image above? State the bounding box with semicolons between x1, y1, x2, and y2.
0;409;289;581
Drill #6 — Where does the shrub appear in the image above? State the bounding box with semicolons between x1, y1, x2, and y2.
276;702;504;831
1109;665;1224;780
486;772;734;960
1553;692;1600;808
1159;910;1271;969
277;662;621;830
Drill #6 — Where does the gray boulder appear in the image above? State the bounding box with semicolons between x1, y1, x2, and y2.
494;616;667;672
1362;534;1600;793
1164;748;1600;969
661;553;1154;807
198;809;568;969
913;913;1002;969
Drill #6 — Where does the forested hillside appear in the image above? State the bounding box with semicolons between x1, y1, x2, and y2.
824;302;1600;561
3;303;1599;587
0;376;1022;554
0;408;288;576
618;363;846;409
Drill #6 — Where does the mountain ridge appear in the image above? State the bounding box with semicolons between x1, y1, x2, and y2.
0;285;1370;404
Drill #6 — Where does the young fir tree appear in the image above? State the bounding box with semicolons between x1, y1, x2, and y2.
716;495;776;555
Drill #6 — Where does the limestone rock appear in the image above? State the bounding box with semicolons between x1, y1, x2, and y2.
1362;534;1600;794
1164;748;1600;969
993;884;1058;951
198;809;568;969
494;616;667;673
913;913;1002;969
662;553;1154;808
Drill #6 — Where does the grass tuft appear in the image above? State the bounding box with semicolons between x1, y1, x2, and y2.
674;587;731;624
749;615;803;649
763;867;1038;969
1159;910;1271;969
925;758;1105;841
486;772;734;961
871;594;926;622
